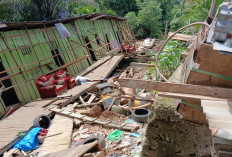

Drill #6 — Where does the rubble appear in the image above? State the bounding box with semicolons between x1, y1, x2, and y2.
2;5;232;156
142;97;212;157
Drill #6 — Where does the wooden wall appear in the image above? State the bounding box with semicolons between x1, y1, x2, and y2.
178;42;232;125
0;18;133;114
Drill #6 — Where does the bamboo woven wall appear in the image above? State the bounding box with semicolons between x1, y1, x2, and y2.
0;17;134;113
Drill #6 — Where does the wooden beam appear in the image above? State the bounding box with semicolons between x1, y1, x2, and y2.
90;15;106;21
46;55;89;75
168;32;192;42
158;92;232;102
115;78;232;99
130;62;155;68
208;0;218;18
1;56;89;92
0;62;52;82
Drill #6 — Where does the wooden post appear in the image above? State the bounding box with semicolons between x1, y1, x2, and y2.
164;21;168;40
180;0;186;15
208;0;218;18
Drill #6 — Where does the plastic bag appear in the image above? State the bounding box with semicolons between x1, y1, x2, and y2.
108;129;124;141
14;127;42;151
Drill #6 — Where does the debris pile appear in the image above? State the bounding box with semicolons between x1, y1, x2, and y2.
2;60;155;157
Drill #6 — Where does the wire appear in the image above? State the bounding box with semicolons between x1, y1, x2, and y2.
155;22;210;82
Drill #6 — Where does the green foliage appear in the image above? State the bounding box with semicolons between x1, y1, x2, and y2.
0;0;116;22
170;0;224;33
149;40;186;80
158;0;180;31
69;1;99;16
0;0;226;39
99;0;138;17
126;0;163;39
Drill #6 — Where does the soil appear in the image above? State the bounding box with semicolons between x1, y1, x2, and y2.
88;105;103;117
98;110;128;124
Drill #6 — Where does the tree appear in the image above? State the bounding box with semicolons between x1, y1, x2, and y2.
126;0;163;39
0;0;116;22
170;0;224;33
0;0;24;22
0;0;71;22
100;0;138;16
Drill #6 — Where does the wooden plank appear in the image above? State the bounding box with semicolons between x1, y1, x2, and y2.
40;141;99;157
201;100;232;110
81;56;111;76
130;62;155;68
187;43;232;88
180;42;232;124
0;101;52;152
90;15;106;21
168;32;193;42
115;78;232;99
84;55;124;81
158;92;232;101
201;100;232;124
208;119;232;129
38;114;73;156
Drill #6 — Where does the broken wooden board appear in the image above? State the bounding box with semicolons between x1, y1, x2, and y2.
80;56;112;76
0;101;52;152
168;32;193;42
49;108;138;132
59;81;99;108
38;114;73;156
40;141;101;157
84;55;124;81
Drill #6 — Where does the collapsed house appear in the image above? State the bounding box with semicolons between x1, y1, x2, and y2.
0;3;232;157
0;13;134;116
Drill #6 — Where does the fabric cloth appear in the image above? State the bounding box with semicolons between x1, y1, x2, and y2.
13;127;42;151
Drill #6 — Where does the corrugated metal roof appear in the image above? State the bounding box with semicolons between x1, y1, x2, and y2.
0;13;128;31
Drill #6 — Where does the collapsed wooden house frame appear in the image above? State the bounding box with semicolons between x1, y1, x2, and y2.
0;13;136;116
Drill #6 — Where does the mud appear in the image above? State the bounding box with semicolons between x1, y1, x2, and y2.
88;105;102;117
141;97;212;157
